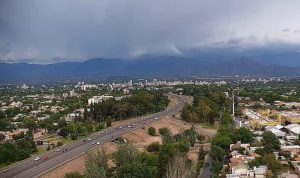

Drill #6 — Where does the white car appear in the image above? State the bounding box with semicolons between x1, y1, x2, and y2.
87;138;92;141
132;123;136;126
96;142;100;145
128;125;132;128
34;157;40;161
56;149;61;152
155;117;158;120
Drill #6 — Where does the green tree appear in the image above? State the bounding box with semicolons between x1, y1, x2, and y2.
85;150;108;178
23;118;37;132
106;116;112;127
263;131;280;152
147;142;161;153
157;144;176;178
148;127;156;136
58;127;69;138
0;133;5;142
233;128;254;143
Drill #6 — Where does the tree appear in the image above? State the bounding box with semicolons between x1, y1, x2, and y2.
211;135;232;151
0;133;6;142
263;131;280;152
165;154;193;178
233;128;254;143
83;107;88;121
210;145;225;175
157;144;176;178
23;118;37;132
58;127;69;138
198;146;205;161
106;116;112;127
85;150;108;178
147;142;161;152
148;127;156;136
0;119;10;131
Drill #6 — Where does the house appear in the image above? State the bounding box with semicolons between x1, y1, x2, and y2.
285;124;300;136
281;145;300;155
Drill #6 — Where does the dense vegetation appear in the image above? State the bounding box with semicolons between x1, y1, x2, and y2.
90;91;169;122
0;131;36;165
238;80;300;103
180;85;233;125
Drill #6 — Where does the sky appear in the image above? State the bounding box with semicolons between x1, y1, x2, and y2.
1;0;300;63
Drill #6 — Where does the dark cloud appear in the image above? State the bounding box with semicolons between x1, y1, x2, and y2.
1;0;300;63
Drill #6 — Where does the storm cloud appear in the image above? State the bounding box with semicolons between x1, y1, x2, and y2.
1;0;300;63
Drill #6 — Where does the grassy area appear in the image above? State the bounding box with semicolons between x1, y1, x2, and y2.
44;135;73;145
199;123;218;129
35;146;47;155
0;163;10;169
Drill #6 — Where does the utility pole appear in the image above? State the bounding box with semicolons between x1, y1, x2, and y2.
232;92;235;117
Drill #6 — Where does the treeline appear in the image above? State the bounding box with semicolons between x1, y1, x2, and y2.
89;91;169;122
239;82;300;103
65;127;205;178
180;85;232;125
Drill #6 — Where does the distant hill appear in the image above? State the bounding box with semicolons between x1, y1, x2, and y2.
1;56;300;83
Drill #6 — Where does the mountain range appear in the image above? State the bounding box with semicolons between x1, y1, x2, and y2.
1;52;300;83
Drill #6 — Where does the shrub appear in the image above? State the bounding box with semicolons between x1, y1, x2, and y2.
65;171;85;178
148;127;156;136
57;141;63;147
159;127;170;136
174;141;190;153
147;142;161;152
71;133;78;140
96;123;105;131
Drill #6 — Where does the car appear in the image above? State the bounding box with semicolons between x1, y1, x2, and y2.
43;156;49;160
132;123;136;126
143;122;146;124
128;125;132;128
155;117;158;120
119;126;123;129
92;142;96;145
205;162;209;167
87;138;92;141
56;149;61;152
96;142;100;145
34;157;40;161
100;131;104;134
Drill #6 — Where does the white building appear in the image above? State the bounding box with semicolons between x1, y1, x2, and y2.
88;95;114;105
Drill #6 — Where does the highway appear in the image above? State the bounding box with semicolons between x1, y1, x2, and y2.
0;94;186;178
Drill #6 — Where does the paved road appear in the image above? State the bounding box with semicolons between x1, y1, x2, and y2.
199;157;212;178
0;94;186;178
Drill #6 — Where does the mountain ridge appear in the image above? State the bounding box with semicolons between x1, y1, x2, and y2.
1;56;300;83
